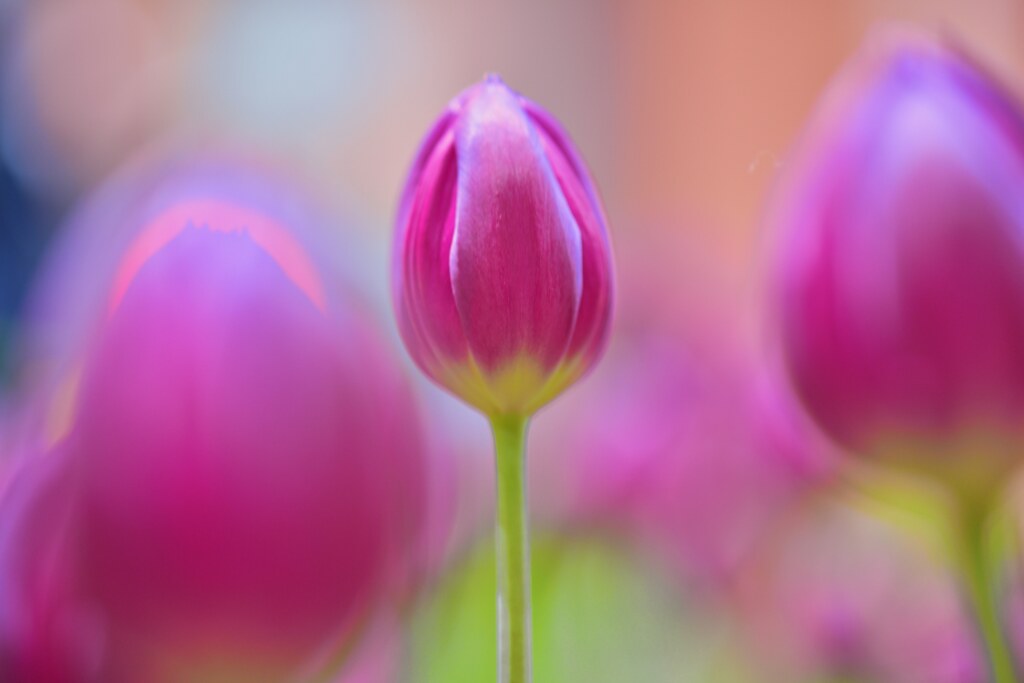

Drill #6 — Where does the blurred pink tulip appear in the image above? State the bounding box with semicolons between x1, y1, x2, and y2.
736;500;985;683
770;29;1024;484
1;163;435;682
532;230;834;589
12;152;344;457
393;75;613;416
542;341;831;589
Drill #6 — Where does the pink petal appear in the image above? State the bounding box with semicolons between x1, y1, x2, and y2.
394;115;469;379
450;81;582;372
527;102;614;366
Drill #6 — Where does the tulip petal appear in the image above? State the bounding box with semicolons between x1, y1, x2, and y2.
527;103;614;368
451;82;582;373
395;116;470;379
521;100;609;240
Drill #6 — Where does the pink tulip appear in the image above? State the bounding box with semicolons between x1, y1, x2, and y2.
736;500;985;683
530;229;834;588
542;341;832;588
770;30;1024;475
2;162;433;682
393;75;613;416
12;152;344;458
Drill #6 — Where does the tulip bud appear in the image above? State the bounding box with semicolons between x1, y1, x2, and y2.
769;30;1024;490
80;208;422;681
1;161;434;682
393;75;613;416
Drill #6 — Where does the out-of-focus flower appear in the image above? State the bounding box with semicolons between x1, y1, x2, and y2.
735;499;985;683
393;75;613;417
73;199;423;682
0;162;436;682
531;228;834;589
769;29;1024;493
11;152;357;457
539;339;832;591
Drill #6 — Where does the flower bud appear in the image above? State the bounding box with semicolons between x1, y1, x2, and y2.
769;30;1024;487
393;76;613;416
1;160;435;682
81;204;423;681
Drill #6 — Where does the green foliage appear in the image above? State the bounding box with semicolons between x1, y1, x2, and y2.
404;533;753;683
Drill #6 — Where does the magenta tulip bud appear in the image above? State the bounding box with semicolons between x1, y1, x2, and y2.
770;30;1024;481
393;75;614;416
69;205;423;681
0;161;436;682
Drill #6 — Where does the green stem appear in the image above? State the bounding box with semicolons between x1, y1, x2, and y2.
491;414;532;683
955;504;1016;683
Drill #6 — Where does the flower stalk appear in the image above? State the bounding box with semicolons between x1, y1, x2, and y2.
954;502;1016;683
491;415;532;683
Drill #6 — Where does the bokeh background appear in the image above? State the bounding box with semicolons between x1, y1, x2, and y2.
2;1;1024;682
3;0;1022;349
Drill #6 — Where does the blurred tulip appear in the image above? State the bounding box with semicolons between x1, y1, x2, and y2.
393;75;613;417
770;29;1024;492
532;228;833;589
17;152;327;377
736;500;985;683
537;330;833;591
1;162;435;682
770;29;1024;682
74;199;423;681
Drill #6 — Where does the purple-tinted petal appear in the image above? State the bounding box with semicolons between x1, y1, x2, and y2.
531;111;614;367
395;123;469;380
396;108;460;238
522;99;610;241
450;81;582;372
